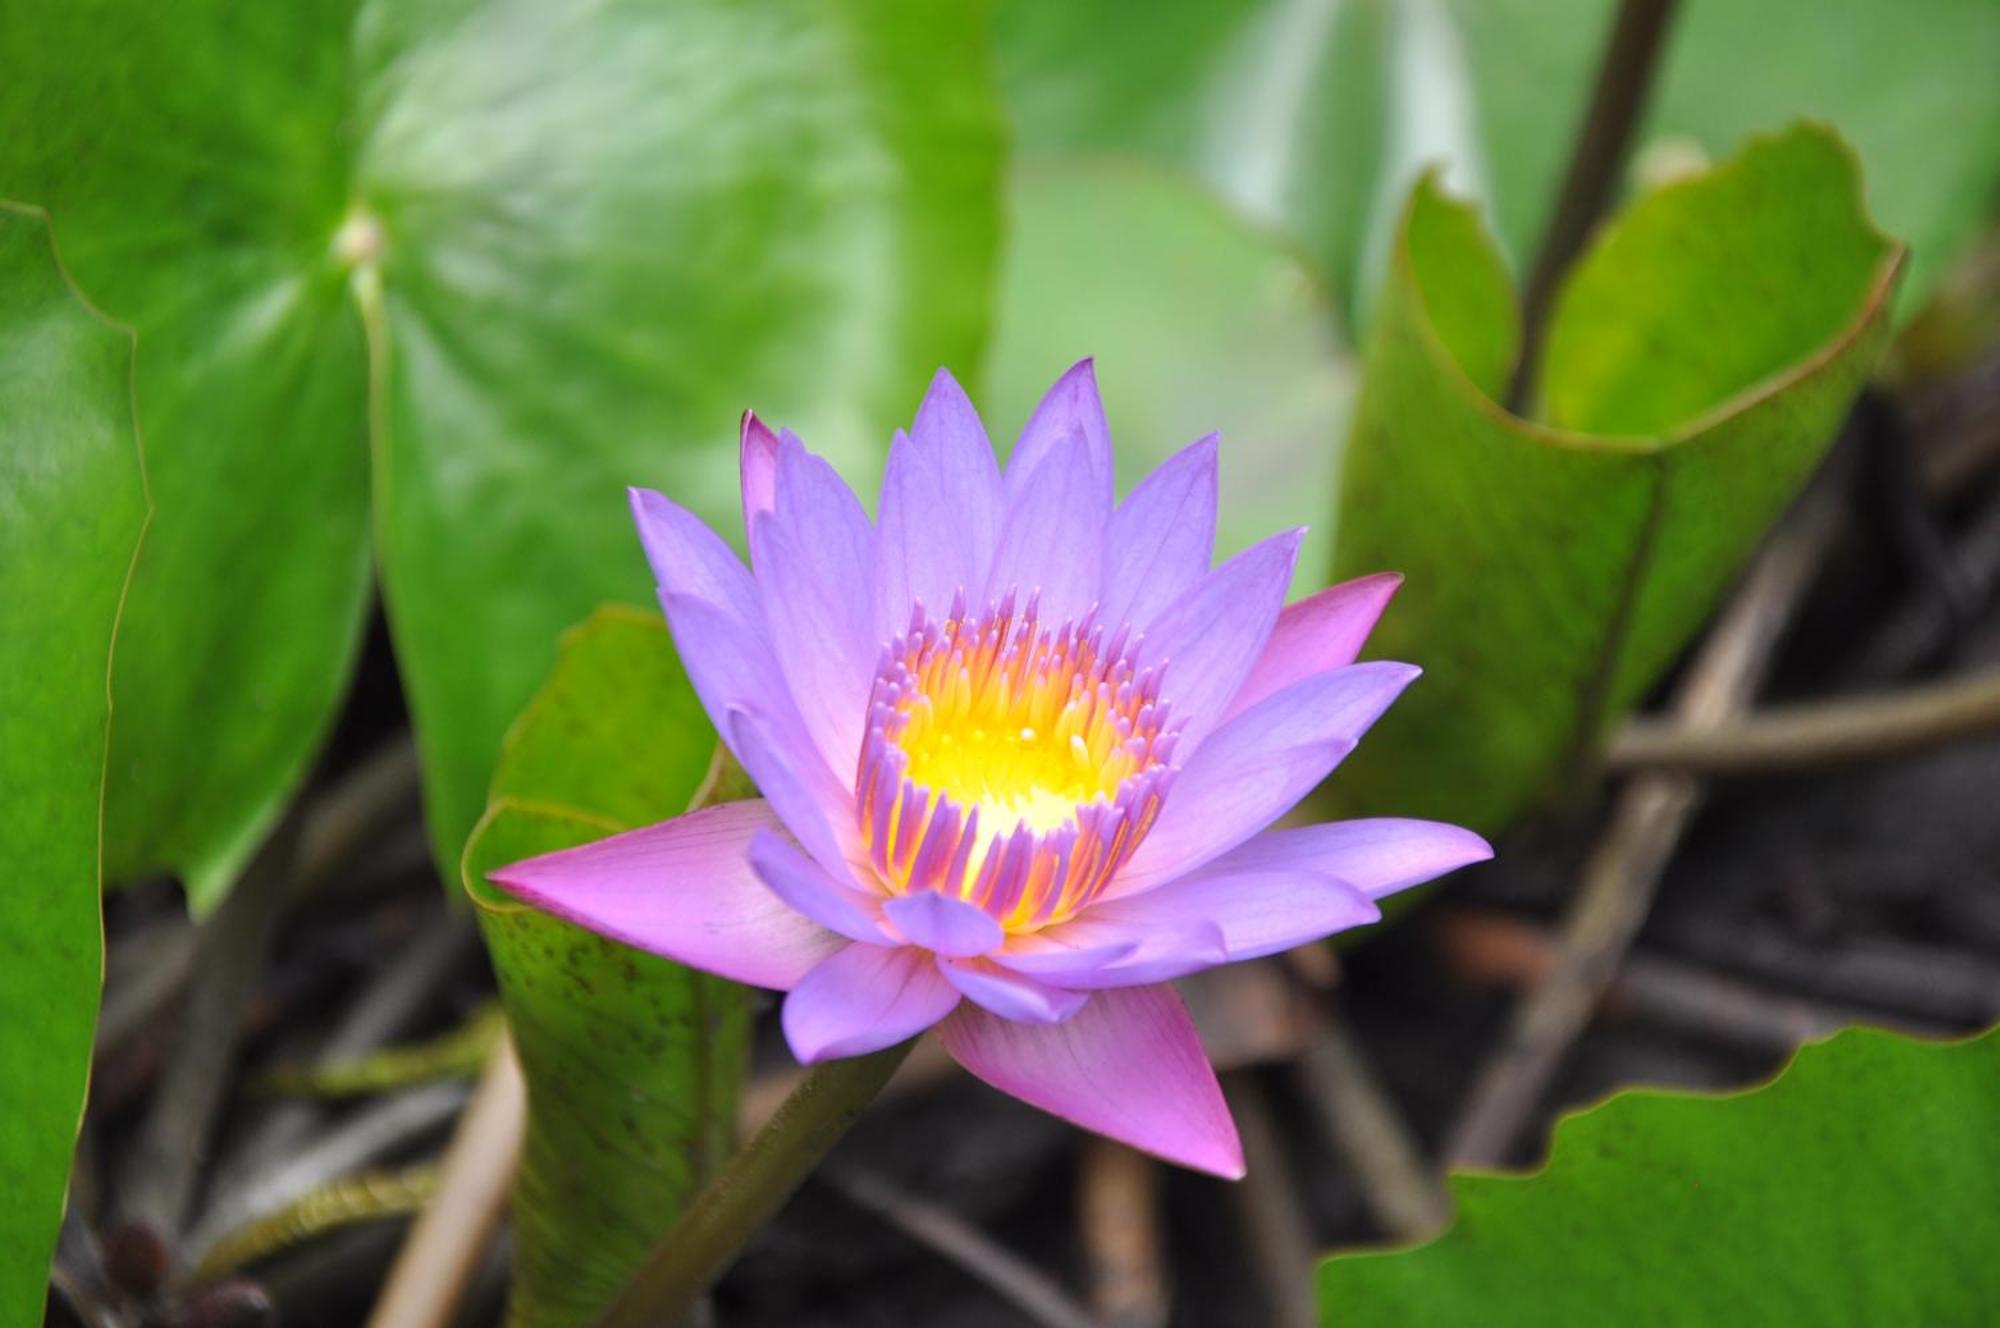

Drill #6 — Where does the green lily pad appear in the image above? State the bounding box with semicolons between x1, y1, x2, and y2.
0;206;150;1322
1;0;1000;908
462;606;748;1327
983;159;1354;579
1324;126;1901;829
1319;1024;2000;1324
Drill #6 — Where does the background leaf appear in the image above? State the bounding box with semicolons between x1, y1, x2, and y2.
462;606;748;1328
1445;0;2000;319
362;0;1003;875
1;0;1002;907
1318;1025;2000;1324
997;0;1998;327
0;2;374;910
1327;127;1901;829
0;206;150;1322
983;160;1354;579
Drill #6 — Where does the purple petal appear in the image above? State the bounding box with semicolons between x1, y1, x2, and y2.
489;800;843;991
1137;528;1303;750
629;487;761;630
1086;868;1379;962
748;829;890;944
782;942;960;1063
884;891;1004;958
983;437;1106;627
1204;818;1493;901
877;369;1004;624
660;593;829;801
1006;358;1114;518
993;916;1227;989
750;437;878;772
1099;433;1217;630
1112;661;1420;896
1225;572;1402;721
939;959;1089;1023
740;412;780;542
725;705;872;889
940;984;1243;1177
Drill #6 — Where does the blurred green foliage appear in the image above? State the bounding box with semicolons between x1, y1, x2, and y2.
999;0;2000;328
1319;1025;2000;1324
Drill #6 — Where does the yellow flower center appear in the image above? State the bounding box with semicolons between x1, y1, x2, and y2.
857;593;1175;930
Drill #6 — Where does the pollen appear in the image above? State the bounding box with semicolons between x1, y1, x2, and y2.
857;591;1177;931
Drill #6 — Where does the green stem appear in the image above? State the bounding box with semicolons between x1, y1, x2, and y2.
591;1040;914;1328
1507;0;1681;413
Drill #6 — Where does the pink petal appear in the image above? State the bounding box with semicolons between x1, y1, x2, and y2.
1100;433;1218;630
1225;572;1402;721
1085;868;1379;962
993;917;1226;989
1112;661;1420;897
939;958;1088;1023
983;435;1106;628
940;984;1243;1177
1006;358;1113;517
1137;527;1303;750
883;891;1004;958
877;370;1004;625
489;800;842;991
750;437;877;773
629;487;761;631
739;412;780;543
748;829;890;944
725;704;872;889
781;943;960;1063
1204;818;1493;901
661;594;831;819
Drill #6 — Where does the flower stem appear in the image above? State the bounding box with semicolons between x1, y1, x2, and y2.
1507;0;1681;413
590;1040;914;1328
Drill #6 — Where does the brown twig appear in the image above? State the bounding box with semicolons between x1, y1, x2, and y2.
1507;0;1683;411
189;1083;470;1265
1660;917;2000;1026
1437;908;1952;1052
1608;666;2000;776
1222;1075;1316;1328
1077;1140;1168;1328
1290;1015;1449;1242
824;1164;1104;1328
113;817;303;1237
113;737;422;1243
1445;482;1844;1167
205;912;477;1220
366;1037;526;1328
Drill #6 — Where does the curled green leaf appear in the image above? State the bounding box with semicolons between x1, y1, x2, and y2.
1327;125;1904;829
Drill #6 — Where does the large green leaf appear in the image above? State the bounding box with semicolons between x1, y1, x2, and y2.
463;606;748;1328
997;0;1998;326
2;0;1001;908
983;160;1354;579
1326;127;1901;829
0;207;150;1322
0;2;373;910
1318;1025;2000;1323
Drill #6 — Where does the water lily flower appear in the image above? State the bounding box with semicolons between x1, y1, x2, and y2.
492;363;1489;1177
